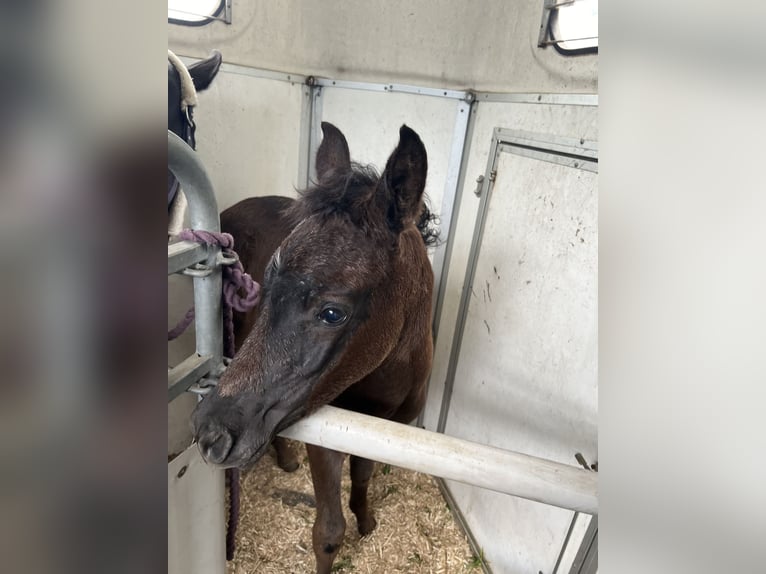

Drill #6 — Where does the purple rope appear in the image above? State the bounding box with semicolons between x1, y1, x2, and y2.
167;307;195;341
168;229;259;560
177;229;261;317
225;468;240;560
167;229;261;346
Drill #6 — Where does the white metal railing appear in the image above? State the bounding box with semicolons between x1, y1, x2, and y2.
280;405;598;515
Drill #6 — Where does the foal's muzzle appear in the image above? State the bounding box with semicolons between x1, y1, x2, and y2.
195;420;234;465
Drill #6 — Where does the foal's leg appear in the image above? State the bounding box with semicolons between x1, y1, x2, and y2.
272;436;299;472
307;445;346;574
349;455;377;535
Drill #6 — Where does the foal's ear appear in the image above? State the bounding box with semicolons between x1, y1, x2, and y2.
315;122;351;182
381;125;428;231
188;50;223;92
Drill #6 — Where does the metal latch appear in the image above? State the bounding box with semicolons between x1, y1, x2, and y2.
473;175;485;197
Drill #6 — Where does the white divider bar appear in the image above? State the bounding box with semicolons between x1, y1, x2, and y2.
279;405;598;515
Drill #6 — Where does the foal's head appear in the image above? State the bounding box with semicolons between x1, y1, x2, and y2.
192;122;430;468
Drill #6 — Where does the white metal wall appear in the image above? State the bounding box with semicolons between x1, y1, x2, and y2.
168;0;597;93
422;102;598;573
168;445;226;572
452;152;596;573
319;87;458;244
423;102;599;430
181;68;305;211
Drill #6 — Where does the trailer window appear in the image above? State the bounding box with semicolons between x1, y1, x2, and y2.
168;0;228;25
538;0;598;54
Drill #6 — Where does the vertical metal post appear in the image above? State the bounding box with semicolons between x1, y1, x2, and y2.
167;131;224;380
430;96;476;338
416;96;475;428
568;516;598;574
436;130;501;433
297;84;314;190
307;85;324;185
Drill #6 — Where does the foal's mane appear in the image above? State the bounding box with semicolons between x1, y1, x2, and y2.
288;163;440;247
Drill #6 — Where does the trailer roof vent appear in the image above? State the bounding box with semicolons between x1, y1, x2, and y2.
168;0;230;26
538;0;598;54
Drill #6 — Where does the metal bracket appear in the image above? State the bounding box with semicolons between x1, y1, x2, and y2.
223;0;232;24
538;0;556;47
182;263;213;278
217;250;238;267
187;357;231;396
575;452;598;472
188;378;218;396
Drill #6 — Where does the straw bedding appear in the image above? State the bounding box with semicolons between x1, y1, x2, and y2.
227;439;481;574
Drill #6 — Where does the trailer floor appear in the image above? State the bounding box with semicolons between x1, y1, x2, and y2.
227;439;481;574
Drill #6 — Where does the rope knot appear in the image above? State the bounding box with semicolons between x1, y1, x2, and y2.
168;229;262;356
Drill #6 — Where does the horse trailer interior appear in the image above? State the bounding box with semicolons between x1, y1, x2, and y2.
168;2;598;573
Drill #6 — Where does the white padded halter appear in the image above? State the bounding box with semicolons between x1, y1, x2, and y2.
168;49;198;112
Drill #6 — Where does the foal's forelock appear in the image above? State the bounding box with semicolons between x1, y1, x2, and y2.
289;163;439;249
290;165;388;237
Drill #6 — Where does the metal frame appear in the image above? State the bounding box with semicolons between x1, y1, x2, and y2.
312;77;471;101
176;54;595;105
568;516;598;574
168;240;208;275
415;99;477;427
437;478;492;574
497;128;598;173
297;85;314;189
168;0;232;26
168;354;213;402
307;85;324;185
430;99;476;332
474;92;597;106
537;0;598;55
436;132;501;433
436;127;598;433
178;56;308;85
167;131;224;403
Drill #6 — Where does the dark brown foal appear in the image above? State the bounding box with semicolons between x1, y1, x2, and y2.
193;122;434;573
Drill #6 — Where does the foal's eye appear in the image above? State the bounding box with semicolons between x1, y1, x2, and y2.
318;307;347;326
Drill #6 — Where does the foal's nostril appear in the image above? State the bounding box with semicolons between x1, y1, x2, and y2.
197;426;234;465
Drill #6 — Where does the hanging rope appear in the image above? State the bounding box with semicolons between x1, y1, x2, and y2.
168;228;259;561
224;466;240;561
167;229;261;347
167;306;195;341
